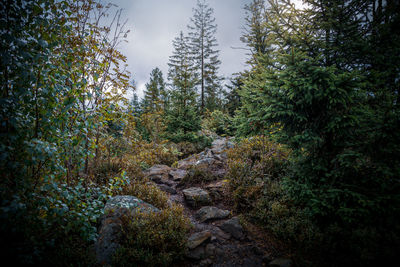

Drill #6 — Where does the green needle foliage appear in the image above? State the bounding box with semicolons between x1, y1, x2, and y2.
166;31;201;143
235;0;400;265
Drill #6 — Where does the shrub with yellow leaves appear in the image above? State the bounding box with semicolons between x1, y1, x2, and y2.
225;135;317;249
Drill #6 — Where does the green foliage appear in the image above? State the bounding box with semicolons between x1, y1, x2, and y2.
165;31;203;144
234;0;400;265
224;74;244;116
142;67;167;113
0;178;110;265
202;109;233;136
0;0;132;264
113;205;190;267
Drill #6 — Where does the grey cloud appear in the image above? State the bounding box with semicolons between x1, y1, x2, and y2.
112;0;251;98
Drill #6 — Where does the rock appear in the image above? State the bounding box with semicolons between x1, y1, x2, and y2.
205;243;216;257
195;157;217;168
187;230;212;249
199;258;213;266
177;154;198;169
205;180;227;189
211;226;231;240
211;138;234;153
195;206;230;222
104;195;159;214
144;164;171;183
262;254;273;263
169;168;187;181
219;217;244;240
206;181;228;200
269;258;293;267
194;156;225;179
186;246;205;260
96;196;159;265
157;184;176;194
182;187;212;207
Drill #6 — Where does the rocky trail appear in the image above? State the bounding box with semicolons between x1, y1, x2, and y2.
143;138;292;267
96;137;292;267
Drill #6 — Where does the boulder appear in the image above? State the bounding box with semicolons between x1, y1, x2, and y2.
211;138;234;153
95;196;159;265
104;195;159;213
219;217;244;240
195;206;230;223
144;164;171;183
182;187;212;207
157;184;177;194
169;168;187;181
177;154;198;170
194;156;225;179
205;243;216;257
186;246;205;260
199;259;213;267
187;230;212;249
269;258;293;267
206;180;228;200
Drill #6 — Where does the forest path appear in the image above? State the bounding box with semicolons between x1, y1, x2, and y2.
145;138;291;267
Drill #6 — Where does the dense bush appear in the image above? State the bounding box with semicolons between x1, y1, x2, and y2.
113;205;189;266
179;166;216;187
226;136;289;210
201;110;233;136
0;179;111;265
225;136;322;264
122;179;170;210
164;133;212;159
113;182;190;267
120;140;180;177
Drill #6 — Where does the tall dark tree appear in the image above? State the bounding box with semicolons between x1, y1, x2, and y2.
188;0;222;112
235;0;400;265
240;0;270;66
166;31;200;141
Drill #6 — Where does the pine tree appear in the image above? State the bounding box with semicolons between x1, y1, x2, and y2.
142;67;166;112
166;31;200;141
188;0;222;113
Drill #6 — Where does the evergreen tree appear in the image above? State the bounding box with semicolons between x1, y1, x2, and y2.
224;74;244;116
129;93;141;114
166;31;200;141
142;67;166;112
240;0;270;66
187;0;222;112
235;0;400;264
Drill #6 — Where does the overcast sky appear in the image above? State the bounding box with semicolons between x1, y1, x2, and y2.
110;0;252;99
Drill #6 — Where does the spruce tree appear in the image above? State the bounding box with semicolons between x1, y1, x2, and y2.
240;0;270;65
142;67;166;112
235;0;400;264
166;31;200;141
187;0;222;112
224;74;244;116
